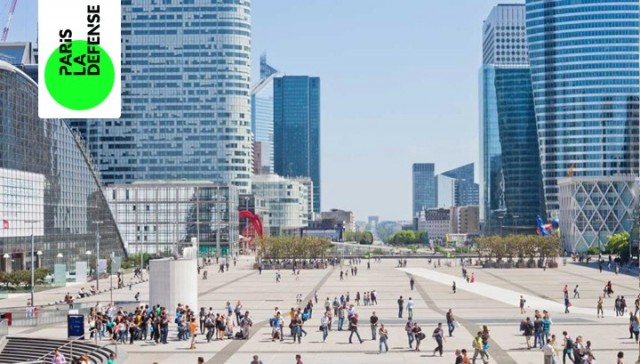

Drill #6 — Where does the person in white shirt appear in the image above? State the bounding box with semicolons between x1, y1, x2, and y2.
406;298;414;320
541;339;556;364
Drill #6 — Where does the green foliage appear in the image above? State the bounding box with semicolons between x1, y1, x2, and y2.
606;232;630;256
344;231;374;245
123;253;152;269
0;268;49;288
476;234;560;261
257;236;332;261
387;230;427;245
586;246;601;255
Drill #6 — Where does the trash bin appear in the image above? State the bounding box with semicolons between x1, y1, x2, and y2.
2;312;12;326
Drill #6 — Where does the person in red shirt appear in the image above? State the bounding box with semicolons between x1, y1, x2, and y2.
295;354;303;364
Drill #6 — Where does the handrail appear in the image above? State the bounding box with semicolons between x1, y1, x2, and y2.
29;335;94;363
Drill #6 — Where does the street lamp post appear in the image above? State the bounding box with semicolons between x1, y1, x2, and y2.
24;220;37;309
513;215;519;234
243;196;250;254
92;221;103;291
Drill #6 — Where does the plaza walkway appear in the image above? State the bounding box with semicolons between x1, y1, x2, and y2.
4;256;640;363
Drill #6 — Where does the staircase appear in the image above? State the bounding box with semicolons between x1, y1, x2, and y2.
0;337;115;364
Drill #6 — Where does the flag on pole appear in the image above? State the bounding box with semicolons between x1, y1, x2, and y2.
2;220;8;229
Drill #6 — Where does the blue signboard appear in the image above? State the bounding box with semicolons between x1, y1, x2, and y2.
67;314;84;338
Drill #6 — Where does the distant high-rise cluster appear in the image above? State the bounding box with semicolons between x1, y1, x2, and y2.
478;1;640;251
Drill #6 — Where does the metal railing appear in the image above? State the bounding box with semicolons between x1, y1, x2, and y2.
17;335;94;364
4;301;142;327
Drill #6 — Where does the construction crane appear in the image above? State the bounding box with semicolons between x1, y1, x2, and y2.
1;0;17;42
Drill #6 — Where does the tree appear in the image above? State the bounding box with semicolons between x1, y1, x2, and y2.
257;236;332;261
607;232;630;256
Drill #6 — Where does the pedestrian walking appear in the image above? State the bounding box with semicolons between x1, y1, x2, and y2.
446;308;455;337
348;313;363;344
431;322;445;357
369;312;378;340
250;355;264;364
410;276;415;290
519;295;527;314
523;317;534;349
405;319;415;349
320;312;329;343
597;296;604;318
378;323;389;354
295;354;303;364
397;296;404;318
573;285;580;299
617;351;624;364
564;296;571;314
291;314;303;344
406;297;414;320
472;331;489;364
541;339;556;364
452;281;456;294
412;323;424;351
562;331;575;364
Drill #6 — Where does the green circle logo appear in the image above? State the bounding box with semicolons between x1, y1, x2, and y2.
44;40;115;111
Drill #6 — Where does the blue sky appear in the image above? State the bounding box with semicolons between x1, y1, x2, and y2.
7;0;517;221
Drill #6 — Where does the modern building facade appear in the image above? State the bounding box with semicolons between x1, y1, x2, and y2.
0;61;126;270
412;163;436;218
450;206;480;234
105;181;239;256
436;174;456;208
526;0;640;248
422;208;451;241
291;177;314;220
273;76;321;213
320;209;355;232
480;4;545;234
558;177;638;252
251;175;309;236
0;42;37;83
84;0;253;193
441;163;479;206
251;54;280;174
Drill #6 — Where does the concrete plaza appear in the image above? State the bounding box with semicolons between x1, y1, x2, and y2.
4;256;639;364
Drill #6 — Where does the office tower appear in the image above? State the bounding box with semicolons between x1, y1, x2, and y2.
0;60;125;270
436;174;456;208
85;0;253;193
251;54;280;174
480;4;545;234
412;163;436;218
251;175;309;236
526;0;640;250
441;163;479;206
273;76;321;213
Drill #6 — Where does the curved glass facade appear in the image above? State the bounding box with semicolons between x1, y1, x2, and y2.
0;61;125;270
85;0;253;193
526;0;640;214
480;65;545;234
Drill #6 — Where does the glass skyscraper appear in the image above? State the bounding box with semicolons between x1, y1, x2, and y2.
480;4;545;234
526;0;640;250
251;54;280;174
441;163;479;206
0;61;125;270
273;76;321;213
85;0;253;193
412;163;436;218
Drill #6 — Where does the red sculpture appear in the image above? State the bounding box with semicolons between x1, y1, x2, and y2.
239;210;264;238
